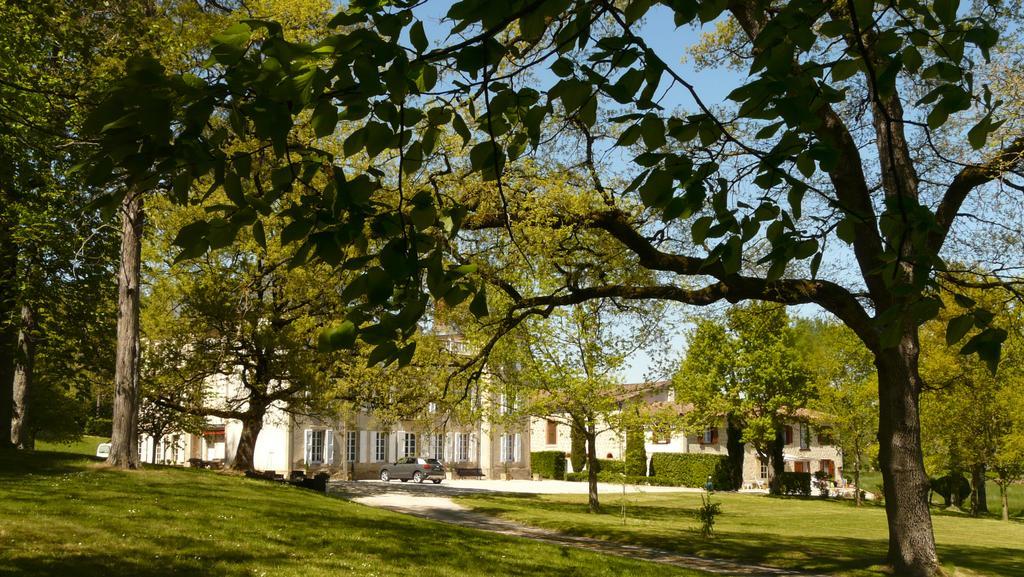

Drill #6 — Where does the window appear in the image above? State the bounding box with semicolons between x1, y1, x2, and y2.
784;425;794;445
760;458;769;479
373;432;388;462
500;433;520;463
427;402;437;414
455;432;470;462
305;429;333;465
820;459;835;478
799;423;810;450
346;431;358;463
546;420;558;445
402;432;417;458
429;433;444;460
701;427;718;444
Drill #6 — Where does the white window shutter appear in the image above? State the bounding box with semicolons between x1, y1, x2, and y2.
325;430;335;465
499;394;506;415
371;432;379;462
470;433;477;462
499;434;507;462
304;429;312;465
514;433;522;462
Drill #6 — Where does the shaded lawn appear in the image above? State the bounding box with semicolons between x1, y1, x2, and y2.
34;436;109;458
0;450;709;577
858;471;1024;520
455;490;1024;577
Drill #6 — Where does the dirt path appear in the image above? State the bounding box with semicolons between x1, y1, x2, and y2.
330;481;831;577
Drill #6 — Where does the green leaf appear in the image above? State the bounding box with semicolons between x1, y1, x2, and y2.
210;23;251;65
368;342;399;367
410;20;428;52
318;321;357;352
469;285;489;318
945;313;974;345
933;0;958;26
311;100;339;138
640;114;666;150
967;115;992;150
252;220;266;250
396;342;417;368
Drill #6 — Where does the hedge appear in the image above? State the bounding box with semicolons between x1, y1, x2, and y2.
777;472;812;496
624;428;647;476
564;471;693;487
594;458;623;475
531;451;566;480
648;453;733;489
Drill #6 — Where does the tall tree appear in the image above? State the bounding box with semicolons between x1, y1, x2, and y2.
801;319;878;506
675;303;812;493
492;300;659;513
88;2;1024;573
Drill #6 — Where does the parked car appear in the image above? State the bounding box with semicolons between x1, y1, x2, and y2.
379;457;445;484
95;443;111;458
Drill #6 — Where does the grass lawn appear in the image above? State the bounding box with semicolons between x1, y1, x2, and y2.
0;450;710;577
857;471;1024;520
34;436;109;458
455;489;1024;577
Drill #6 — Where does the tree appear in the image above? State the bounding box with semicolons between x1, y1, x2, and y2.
919;285;1024;516
801;319;878;506
141;194;359;471
87;2;1024;573
675;302;811;493
492;300;658;513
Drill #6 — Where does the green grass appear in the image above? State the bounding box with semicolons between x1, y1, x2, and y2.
34;436;109;457
0;450;709;577
455;490;1024;577
857;471;1024;519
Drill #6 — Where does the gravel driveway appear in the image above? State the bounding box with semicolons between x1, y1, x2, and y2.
327;480;827;577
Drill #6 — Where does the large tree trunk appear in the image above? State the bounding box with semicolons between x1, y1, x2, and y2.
876;333;942;577
10;302;34;449
971;464;987;515
107;191;143;469
585;421;600;514
725;415;745;490
0;210;16;450
231;410;265;471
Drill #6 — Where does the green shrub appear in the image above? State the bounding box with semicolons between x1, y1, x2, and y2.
84;417;112;437
777;472;812;496
531;451;566;480
570;427;586;472
565;471;586;482
595;459;623;475
625;428;647;476
566;471;653;485
648;453;733;489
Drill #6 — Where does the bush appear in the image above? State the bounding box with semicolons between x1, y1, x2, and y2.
84;417;113;437
625;428;647;476
531;451;566;480
777;472;812;496
565;471;653;485
648;453;733;489
595;459;623;475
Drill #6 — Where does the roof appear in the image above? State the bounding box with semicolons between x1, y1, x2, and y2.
613;380;671;401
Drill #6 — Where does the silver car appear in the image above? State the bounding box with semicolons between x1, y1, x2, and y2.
379;457;445;484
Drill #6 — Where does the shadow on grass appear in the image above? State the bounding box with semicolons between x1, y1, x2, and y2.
459;494;1024;577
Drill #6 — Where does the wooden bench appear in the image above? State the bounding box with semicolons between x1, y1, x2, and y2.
455;467;484;479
